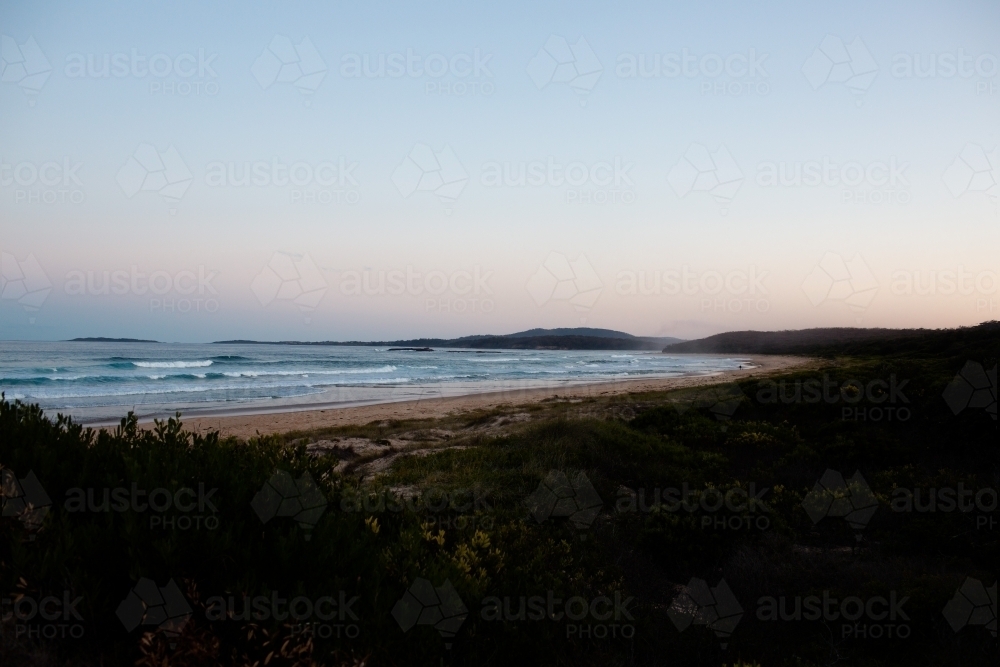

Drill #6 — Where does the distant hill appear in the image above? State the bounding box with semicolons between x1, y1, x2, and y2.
507;327;635;339
215;328;684;351
384;335;676;351
68;337;160;343
662;322;999;362
663;328;929;354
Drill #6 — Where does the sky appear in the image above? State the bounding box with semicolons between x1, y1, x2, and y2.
1;0;998;343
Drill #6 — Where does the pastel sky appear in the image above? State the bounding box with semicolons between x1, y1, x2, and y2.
1;0;997;343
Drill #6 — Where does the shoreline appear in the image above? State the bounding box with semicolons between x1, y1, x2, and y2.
21;346;750;427
171;354;815;440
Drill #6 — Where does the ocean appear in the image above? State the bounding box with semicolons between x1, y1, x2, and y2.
0;341;749;423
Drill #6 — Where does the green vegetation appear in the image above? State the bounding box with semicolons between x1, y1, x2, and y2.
1;327;996;666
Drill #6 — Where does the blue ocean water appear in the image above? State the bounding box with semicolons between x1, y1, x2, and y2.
0;341;748;422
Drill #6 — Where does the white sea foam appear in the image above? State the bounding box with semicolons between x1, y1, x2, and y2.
133;360;213;368
221;365;396;378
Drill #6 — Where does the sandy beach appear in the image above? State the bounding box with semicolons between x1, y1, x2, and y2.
178;354;815;439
